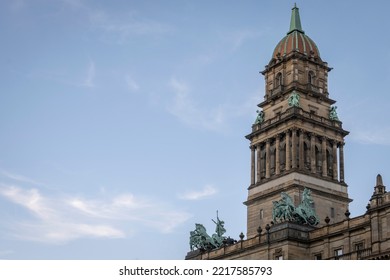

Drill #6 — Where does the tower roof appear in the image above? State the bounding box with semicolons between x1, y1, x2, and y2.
288;3;303;34
272;5;321;60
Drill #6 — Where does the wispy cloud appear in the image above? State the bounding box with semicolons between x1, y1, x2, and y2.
178;184;217;200
0;186;54;220
167;77;227;131
226;29;262;52
125;75;140;92
167;77;261;131
350;126;390;145
88;10;172;41
82;61;96;88
61;1;172;43
0;169;46;187
0;182;190;243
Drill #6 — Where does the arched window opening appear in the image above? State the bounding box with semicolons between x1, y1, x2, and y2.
327;149;333;177
304;142;310;170
280;141;286;171
270;147;276;175
316;146;322;174
260;150;266;179
308;71;315;85
275;72;283;88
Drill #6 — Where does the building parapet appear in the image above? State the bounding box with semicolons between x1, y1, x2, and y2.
309;215;370;240
186;222;312;260
251;107;343;134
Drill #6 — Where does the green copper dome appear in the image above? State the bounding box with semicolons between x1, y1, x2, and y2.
272;5;321;60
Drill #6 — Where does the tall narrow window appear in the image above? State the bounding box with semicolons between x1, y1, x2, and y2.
270;147;276;175
280;142;286;171
304;142;310;169
327;149;333;177
308;71;315;84
275;73;282;88
316;146;322;174
261;150;266;179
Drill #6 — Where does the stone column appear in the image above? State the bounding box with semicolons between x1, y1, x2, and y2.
332;141;338;180
291;129;297;169
339;142;345;183
251;146;255;185
265;139;271;178
299;130;304;170
275;135;280;175
256;144;262;183
286;131;291;171
322;137;327;177
310;133;316;173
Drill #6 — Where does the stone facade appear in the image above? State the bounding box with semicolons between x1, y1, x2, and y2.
186;5;390;260
186;175;390;260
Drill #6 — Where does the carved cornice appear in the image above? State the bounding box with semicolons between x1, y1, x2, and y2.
247;107;349;140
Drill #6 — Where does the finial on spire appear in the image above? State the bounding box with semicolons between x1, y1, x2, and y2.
372;174;386;198
376;174;383;186
288;4;304;34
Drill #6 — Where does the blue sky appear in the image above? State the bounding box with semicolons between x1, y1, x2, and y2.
1;0;390;259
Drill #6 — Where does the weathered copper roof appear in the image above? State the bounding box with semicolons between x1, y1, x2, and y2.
272;5;321;60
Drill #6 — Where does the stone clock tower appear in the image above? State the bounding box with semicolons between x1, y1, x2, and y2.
244;5;350;238
186;5;390;260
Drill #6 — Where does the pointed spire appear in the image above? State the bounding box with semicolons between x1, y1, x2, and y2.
376;174;383;186
288;3;304;34
372;174;386;197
